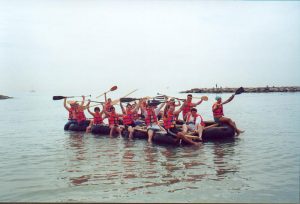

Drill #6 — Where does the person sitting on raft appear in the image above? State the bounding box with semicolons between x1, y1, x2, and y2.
63;95;87;130
163;105;199;146
63;99;78;130
73;98;91;128
104;106;122;137
182;108;205;141
141;99;167;143
120;100;141;139
181;94;205;120
165;98;182;121
212;96;244;136
86;102;105;133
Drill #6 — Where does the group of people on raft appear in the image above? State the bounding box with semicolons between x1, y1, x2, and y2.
63;93;244;145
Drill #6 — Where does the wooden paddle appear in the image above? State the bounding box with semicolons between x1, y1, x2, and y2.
52;95;91;100
111;89;138;105
96;86;118;99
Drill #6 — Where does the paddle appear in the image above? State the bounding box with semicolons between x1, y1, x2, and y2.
52;95;91;100
234;87;245;95
96;86;118;99
111;89;138;105
77;100;104;104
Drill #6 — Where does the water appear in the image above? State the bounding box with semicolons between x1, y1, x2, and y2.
0;92;299;202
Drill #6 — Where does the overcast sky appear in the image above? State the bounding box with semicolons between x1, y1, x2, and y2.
0;0;299;96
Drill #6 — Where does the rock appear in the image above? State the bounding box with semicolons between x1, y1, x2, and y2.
180;86;300;94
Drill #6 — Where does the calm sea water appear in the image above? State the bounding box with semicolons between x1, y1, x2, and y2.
0;92;299;202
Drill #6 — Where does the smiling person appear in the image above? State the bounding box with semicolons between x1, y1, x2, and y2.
182;108;205;141
212;95;244;136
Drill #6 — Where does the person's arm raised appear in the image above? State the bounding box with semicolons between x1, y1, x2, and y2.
63;98;70;111
120;102;126;114
222;94;235;105
87;103;95;117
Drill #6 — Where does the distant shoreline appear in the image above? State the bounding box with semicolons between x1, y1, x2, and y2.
180;86;300;94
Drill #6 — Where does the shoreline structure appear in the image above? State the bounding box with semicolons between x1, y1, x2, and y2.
180;86;300;94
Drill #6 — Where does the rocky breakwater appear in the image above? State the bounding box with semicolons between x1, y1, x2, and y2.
180;86;300;93
0;95;13;100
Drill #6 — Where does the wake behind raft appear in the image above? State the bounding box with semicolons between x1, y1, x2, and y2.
64;121;235;144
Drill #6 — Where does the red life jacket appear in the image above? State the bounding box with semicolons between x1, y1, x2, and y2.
145;109;158;126
105;103;112;112
163;112;176;129
108;112;119;125
93;112;103;125
132;112;139;120
212;102;224;117
123;110;134;125
182;101;192;117
186;113;205;127
68;107;75;120
75;109;86;122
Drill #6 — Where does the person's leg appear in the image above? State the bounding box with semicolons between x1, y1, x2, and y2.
86;120;94;133
178;132;200;146
182;124;188;134
197;125;204;140
109;125;114;137
116;126;121;137
128;126;134;139
219;117;239;134
147;129;154;143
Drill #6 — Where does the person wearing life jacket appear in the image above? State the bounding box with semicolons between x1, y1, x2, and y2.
181;94;204;121
182;108;205;141
86;102;105;133
63;96;86;130
104;106;122;137
212;95;244;136
163;105;200;146
141;99;167;143
73;99;91;128
120;100;141;139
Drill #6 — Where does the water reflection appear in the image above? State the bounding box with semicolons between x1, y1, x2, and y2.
62;132;241;194
212;141;239;180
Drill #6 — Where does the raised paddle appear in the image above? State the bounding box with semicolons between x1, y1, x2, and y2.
96;85;118;99
111;89;138;105
52;95;91;100
234;87;245;95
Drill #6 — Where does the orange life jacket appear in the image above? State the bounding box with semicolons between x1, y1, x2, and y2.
182;101;192;117
108;112;119;126
93;112;103;124
212;102;224;117
123;110;134;125
163;112;176;129
145;109;158;126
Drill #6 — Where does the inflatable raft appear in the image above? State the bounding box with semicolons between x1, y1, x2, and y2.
64;120;90;131
121;121;235;145
64;120;235;144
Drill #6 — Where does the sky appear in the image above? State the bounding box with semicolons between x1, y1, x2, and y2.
0;0;300;96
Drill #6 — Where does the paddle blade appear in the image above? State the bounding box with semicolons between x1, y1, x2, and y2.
120;97;136;103
235;87;245;95
53;96;66;100
201;96;208;101
147;100;163;106
110;86;118;91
